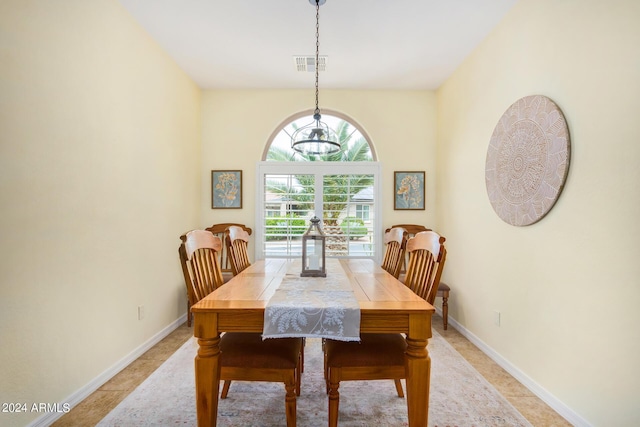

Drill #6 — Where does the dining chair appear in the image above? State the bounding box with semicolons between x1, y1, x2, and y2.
324;230;446;427
389;224;431;275
205;223;252;281
391;223;451;330
179;230;303;426
403;231;447;306
179;230;225;327
381;227;408;279
225;225;252;276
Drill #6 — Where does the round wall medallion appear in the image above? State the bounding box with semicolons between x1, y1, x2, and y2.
485;95;570;226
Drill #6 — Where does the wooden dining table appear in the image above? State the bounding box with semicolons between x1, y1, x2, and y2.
191;258;435;427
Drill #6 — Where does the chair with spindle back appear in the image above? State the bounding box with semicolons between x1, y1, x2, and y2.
179;230;225;300
205;223;252;280
381;227;408;279
179;230;303;424
389;224;431;275
181;224;254;325
403;231;447;306
324;230;447;427
390;223;451;330
179;230;225;327
225;225;252;275
178;230;229;390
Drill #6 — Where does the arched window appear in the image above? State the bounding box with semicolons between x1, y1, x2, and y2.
256;112;382;261
263;112;377;162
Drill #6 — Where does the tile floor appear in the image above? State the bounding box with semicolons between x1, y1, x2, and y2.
52;314;571;426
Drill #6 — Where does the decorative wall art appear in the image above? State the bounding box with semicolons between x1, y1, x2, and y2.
394;171;425;210
211;170;242;209
485;95;570;226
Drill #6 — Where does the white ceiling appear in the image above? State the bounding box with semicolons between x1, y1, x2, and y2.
117;0;518;90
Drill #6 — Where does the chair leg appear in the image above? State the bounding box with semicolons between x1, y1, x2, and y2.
442;293;449;330
296;354;302;396
328;369;340;427
284;380;297;427
394;379;405;398
220;380;231;399
187;300;192;327
323;348;329;394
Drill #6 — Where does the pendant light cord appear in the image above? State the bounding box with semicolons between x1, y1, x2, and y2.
291;0;340;156
314;0;320;118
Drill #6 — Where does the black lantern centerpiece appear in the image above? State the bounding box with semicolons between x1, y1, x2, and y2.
301;216;326;277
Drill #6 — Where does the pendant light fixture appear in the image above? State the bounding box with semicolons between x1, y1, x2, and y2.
291;0;341;155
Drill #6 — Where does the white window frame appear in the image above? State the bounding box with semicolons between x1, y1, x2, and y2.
356;205;370;221
256;161;382;263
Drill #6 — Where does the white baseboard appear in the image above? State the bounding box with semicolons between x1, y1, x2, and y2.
443;312;590;427
28;314;188;427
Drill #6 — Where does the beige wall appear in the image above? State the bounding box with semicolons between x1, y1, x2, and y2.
0;1;201;426
436;0;640;425
200;89;438;257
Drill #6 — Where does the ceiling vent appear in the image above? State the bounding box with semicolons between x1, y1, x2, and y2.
293;55;327;72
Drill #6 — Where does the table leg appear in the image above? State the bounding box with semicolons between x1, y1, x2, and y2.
405;336;430;427
195;334;221;427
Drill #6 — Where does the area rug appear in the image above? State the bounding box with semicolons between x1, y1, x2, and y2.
98;331;531;426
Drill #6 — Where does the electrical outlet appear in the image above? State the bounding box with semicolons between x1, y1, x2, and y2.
138;305;145;320
493;310;501;326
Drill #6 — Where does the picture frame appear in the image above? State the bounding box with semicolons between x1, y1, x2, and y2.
394;171;425;210
211;170;242;209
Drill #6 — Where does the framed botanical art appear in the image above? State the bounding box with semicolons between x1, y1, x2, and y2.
211;170;242;209
394;171;425;210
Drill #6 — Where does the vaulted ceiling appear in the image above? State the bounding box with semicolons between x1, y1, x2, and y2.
118;0;518;90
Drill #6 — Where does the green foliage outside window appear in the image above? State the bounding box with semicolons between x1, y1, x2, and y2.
265;216;307;241
340;217;368;240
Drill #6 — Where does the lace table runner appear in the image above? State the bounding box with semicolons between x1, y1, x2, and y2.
263;260;361;341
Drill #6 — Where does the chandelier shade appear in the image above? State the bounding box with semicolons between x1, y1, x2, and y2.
291;113;340;155
291;0;340;156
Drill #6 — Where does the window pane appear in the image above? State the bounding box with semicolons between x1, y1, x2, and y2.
322;174;374;257
263;174;314;257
